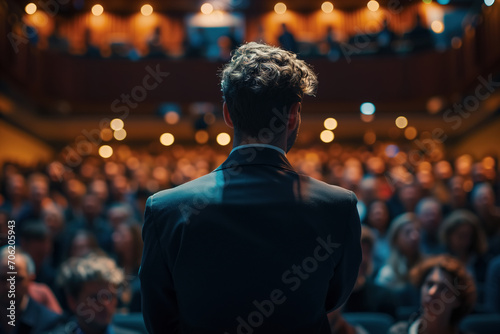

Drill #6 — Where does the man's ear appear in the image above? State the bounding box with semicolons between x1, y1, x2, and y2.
223;102;234;129
288;102;301;131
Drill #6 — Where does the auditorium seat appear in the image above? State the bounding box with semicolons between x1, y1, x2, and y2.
460;314;500;334
113;313;148;334
344;312;395;334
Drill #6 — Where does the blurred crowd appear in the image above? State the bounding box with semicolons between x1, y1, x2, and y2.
0;142;499;332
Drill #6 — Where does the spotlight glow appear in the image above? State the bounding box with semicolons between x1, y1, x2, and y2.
395;116;408;129
321;2;334;13
201;3;214;14
324;118;338;130
141;4;153;16
274;2;287;14
367;0;380;12
320;130;334;143
360;102;376;115
484;0;495;6
160;133;175;146
110;118;124;131
92;4;104;16
99;145;113;158
25;3;37;15
431;20;444;34
216;132;231;146
113;129;127;141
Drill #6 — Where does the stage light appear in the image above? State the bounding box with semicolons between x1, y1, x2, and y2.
274;2;287;14
437;0;450;4
321;2;334;13
110;118;124;131
431;20;444;34
201;3;214;15
141;4;153;16
217;133;231;146
195;130;209;144
25;3;37;15
92;4;104;16
395;116;408;129
114;129;127;141
360;102;375;115
320;130;334;143
160;133;175;146
99;145;113;158
484;0;495;6
367;1;379;12
324;118;338;130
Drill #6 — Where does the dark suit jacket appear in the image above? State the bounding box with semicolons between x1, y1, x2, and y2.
0;297;61;334
139;146;362;333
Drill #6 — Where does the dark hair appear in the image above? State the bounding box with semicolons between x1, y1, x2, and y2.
410;255;476;326
439;210;488;255
220;42;317;138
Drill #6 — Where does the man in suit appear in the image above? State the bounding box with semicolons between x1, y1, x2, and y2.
140;42;362;334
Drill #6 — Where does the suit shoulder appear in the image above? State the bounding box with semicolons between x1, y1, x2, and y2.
150;172;218;205
301;174;356;203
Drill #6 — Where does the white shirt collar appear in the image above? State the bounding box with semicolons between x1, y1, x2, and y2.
230;143;286;157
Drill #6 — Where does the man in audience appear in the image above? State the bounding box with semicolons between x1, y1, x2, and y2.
0;246;61;333
140;42;362;333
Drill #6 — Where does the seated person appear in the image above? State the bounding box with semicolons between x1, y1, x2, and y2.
0;246;61;333
54;253;140;334
389;255;477;334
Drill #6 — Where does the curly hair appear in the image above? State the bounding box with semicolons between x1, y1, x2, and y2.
410;255;477;326
220;42;318;138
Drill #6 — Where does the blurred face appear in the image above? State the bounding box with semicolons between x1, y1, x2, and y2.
473;186;494;214
70;280;117;332
29;180;48;203
112;224;132;255
83;195;102;220
0;256;30;307
449;224;474;255
450;177;466;204
396;222;420;257
400;185;420;212
71;234;93;258
368;201;389;233
418;201;442;234
421;267;459;319
7;174;26;199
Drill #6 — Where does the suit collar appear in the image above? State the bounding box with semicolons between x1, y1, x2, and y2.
213;146;295;173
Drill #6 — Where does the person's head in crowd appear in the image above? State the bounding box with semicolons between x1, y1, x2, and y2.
471;182;495;216
20;221;52;273
42;204;65;238
107;203;133;229
409;255;476;331
82;193;104;224
416;169;435;195
359;176;378;206
365;200;390;236
0;210;9;246
416;197;443;239
472;162;487;184
68;230;104;259
57;254;124;334
385;213;422;286
398;181;422;213
5;173;26;204
110;175;128;203
0;246;34;308
440;210;488;262
112;222;143;275
27;173;50;208
448;175;469;210
65;178;86;206
219;42;317;152
355;226;376;290
88;179;109;204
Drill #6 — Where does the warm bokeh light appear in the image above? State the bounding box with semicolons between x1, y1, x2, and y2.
110;118;124;131
320;130;334;143
321;2;334;13
395;116;408;129
367;0;379;12
141;4;153;16
361;114;375;123
216;132;231;146
100;129;113;141
204;113;216;125
274;2;287;14
431;20;444;33
364;131;376;145
164;111;180;124
195;130;209;144
114;129;127;141
422;0;432;4
404;126;418;140
25;3;37;15
360;102;376;115
324;118;338;130
160;133;175;146
99;145;113;158
427;96;445;114
484;0;495;6
201;3;214;15
483;156;495;169
92;4;104;16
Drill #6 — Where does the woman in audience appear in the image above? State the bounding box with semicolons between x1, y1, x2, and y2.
440;210;489;284
375;213;423;306
364;200;391;274
389;255;477;334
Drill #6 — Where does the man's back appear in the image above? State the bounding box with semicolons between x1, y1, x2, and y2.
140;147;361;333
